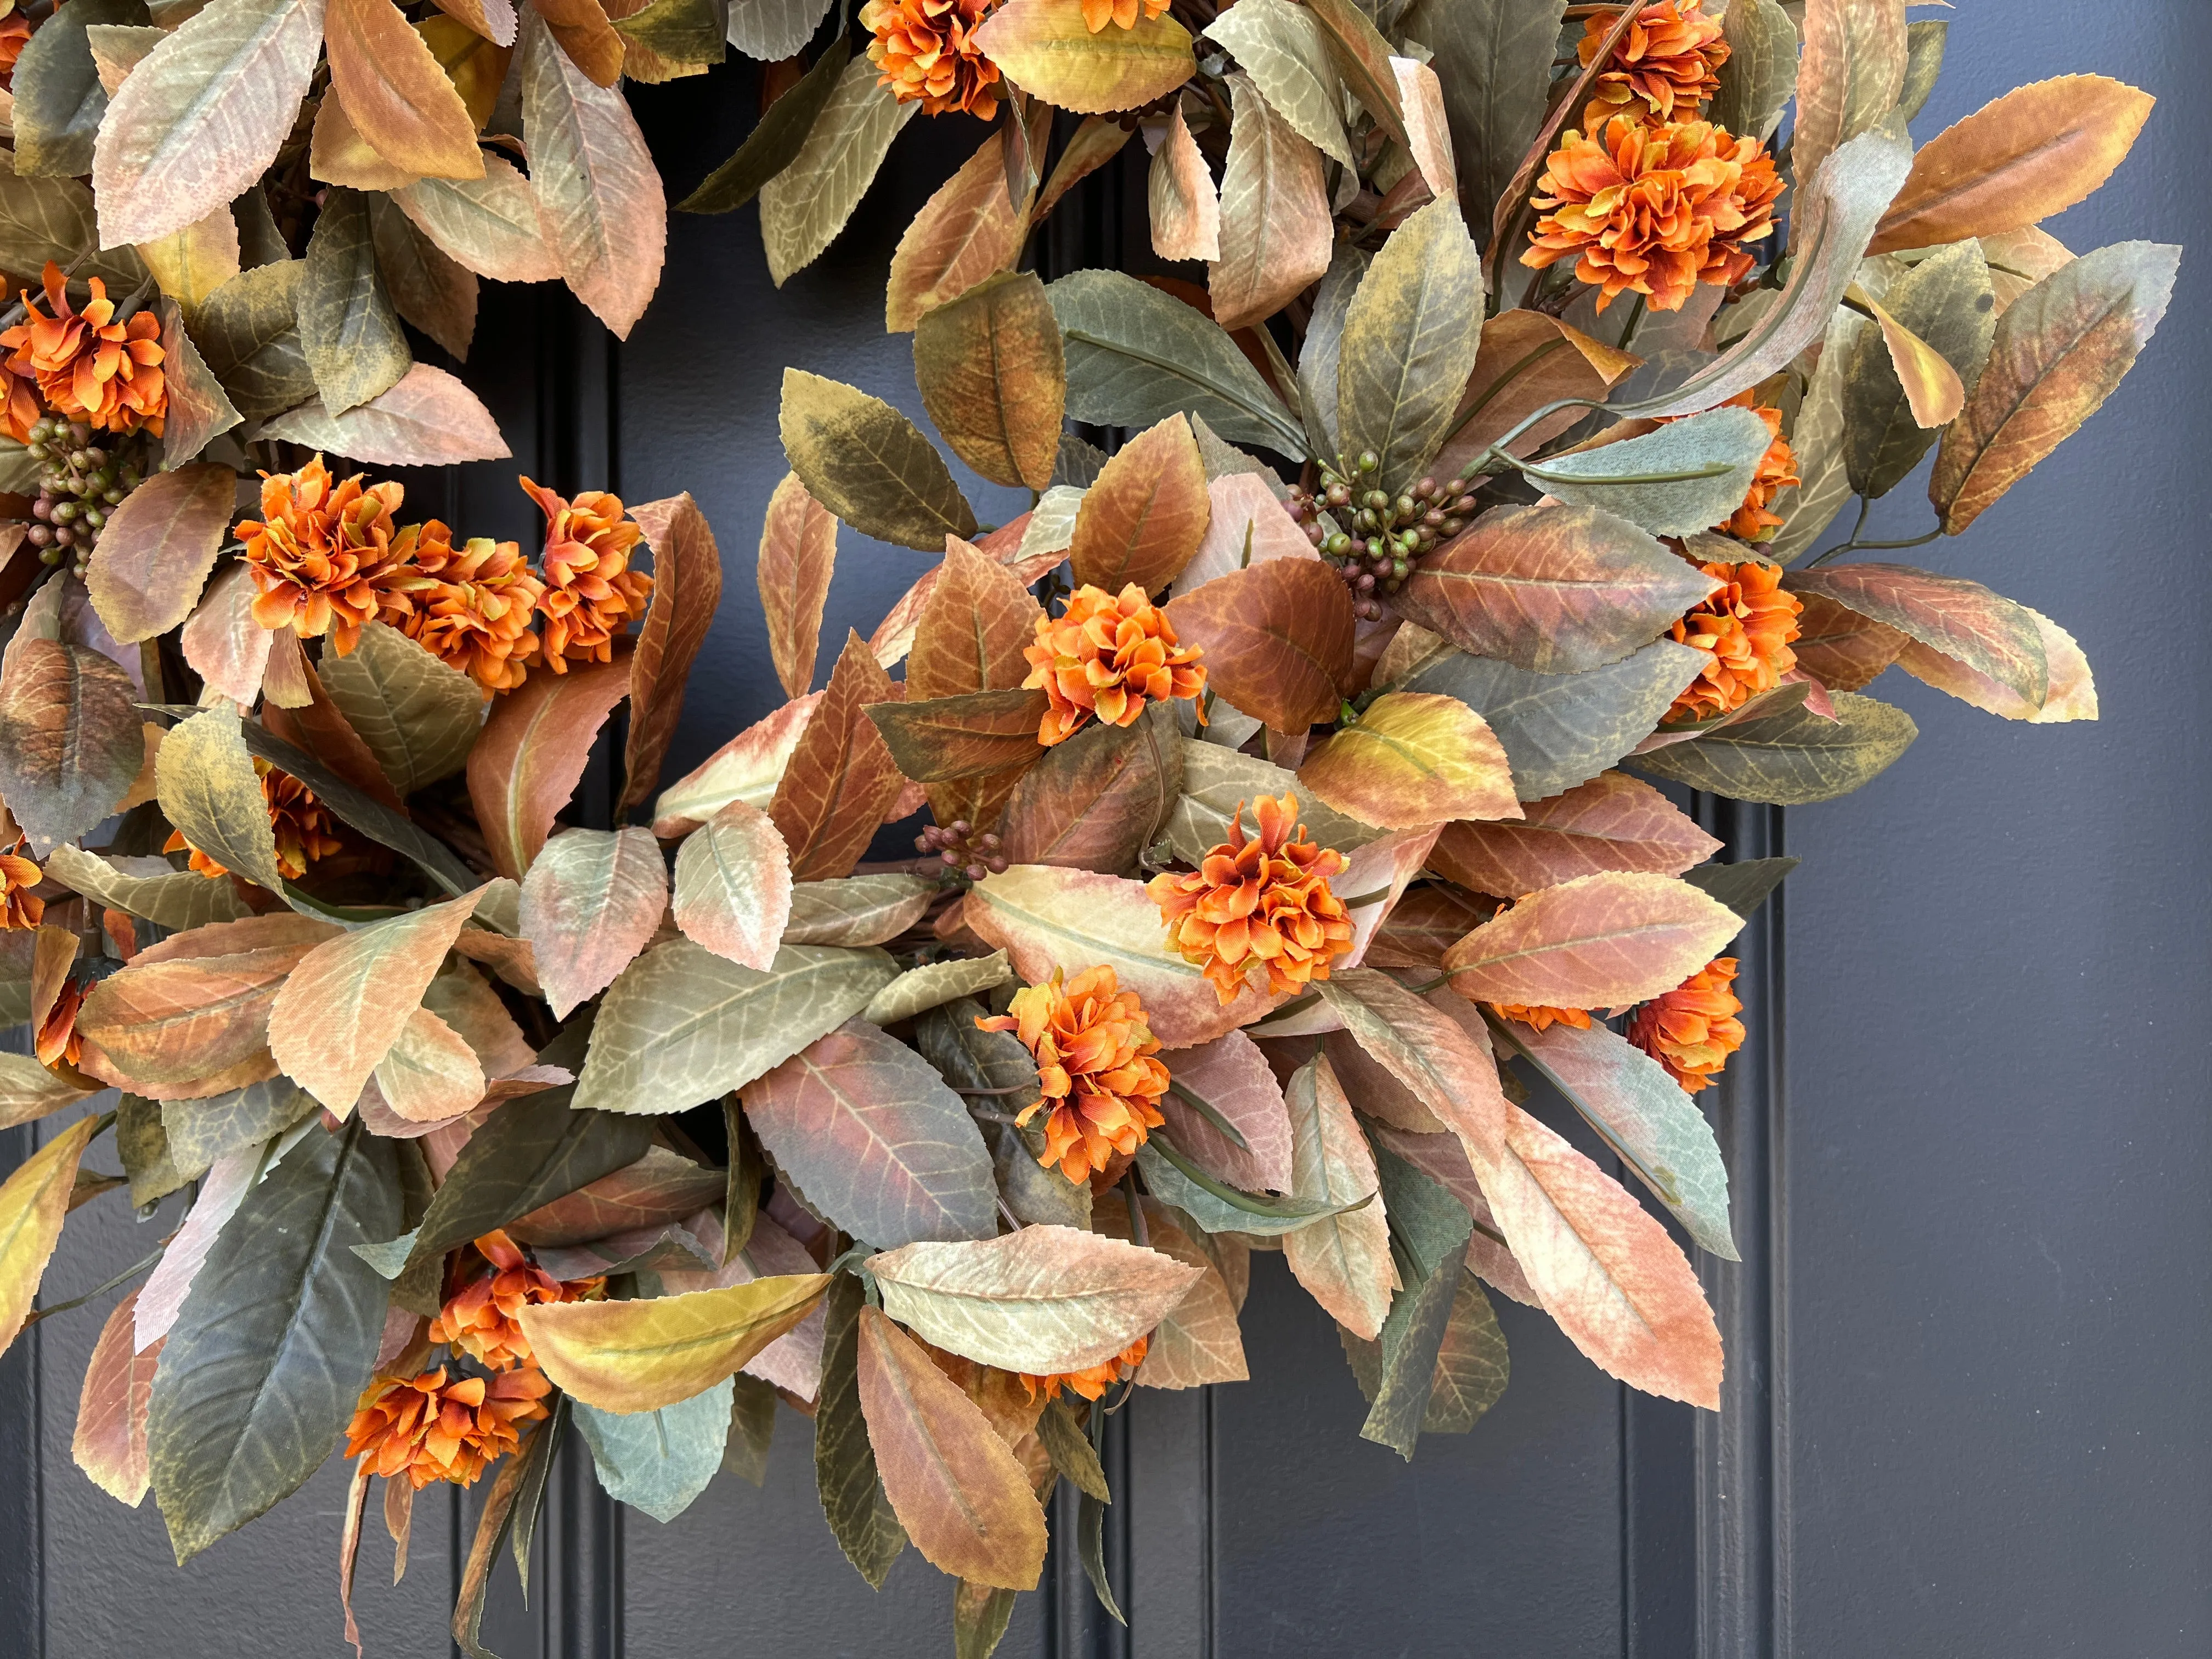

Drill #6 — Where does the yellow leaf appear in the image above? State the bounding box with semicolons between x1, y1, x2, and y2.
518;1273;830;1411
0;1114;98;1358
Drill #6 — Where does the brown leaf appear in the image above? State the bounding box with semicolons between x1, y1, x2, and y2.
0;639;145;854
1092;1195;1245;1387
1440;870;1740;1009
1430;772;1720;898
909;539;1045;701
1982;225;2074;315
768;632;905;881
869;687;1047;789
1148;101;1220;262
856;1306;1048;1590
536;0;625;86
1207;71;1331;331
72;1288;160;1506
756;472;839;699
520;826;670;1019
325;0;487;180
1792;0;1907;193
1870;76;2155;256
467;650;631;879
261;661;404;809
1790;590;1910;692
914;271;1065;493
1297;691;1519;830
1894;602;2095;724
369;189;479;360
871;544;1064;673
1165;558;1354;731
1361;883;1494;972
1787;562;2046;708
620;493;724;815
1035;114;1132;221
887;128;1030;332
156;298;242;466
507;1143;726;1246
1067;414;1210;594
1432;311;1639;481
996;701;1180;877
1316;968;1507;1172
312;88;421;191
420;13;511;121
81;464;236;645
429;0;517;48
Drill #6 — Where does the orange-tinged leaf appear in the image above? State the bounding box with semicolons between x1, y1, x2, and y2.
1481;1104;1721;1408
257;362;511;467
1091;1195;1245;1387
1791;0;1907;194
913;272;1065;492
74;1288;161;1506
856;1306;1048;1590
467;650;632;879
311;87;421;191
0;639;142;854
1281;1053;1392;1341
1302;0;1406;149
1316;968;1508;1175
1299;691;1519;830
371;1005;486;1122
1864;295;1965;427
1035;112;1132;221
506;1143;725;1246
769;632;906;881
1870;76;2155;256
325;0;487;180
1391;53;1454;203
964;864;1276;1048
428;0;516;48
519;1273;830;1411
1361;883;1494;973
1929;240;2180;534
1156;1028;1292;1193
520;826;670;1019
887;129;1029;332
1788;562;2046;708
1166;558;1353;732
1433;311;1639;482
419;14;511;125
82;465;236;646
268;886;492;1111
1895;603;2096;724
1430;772;1720;898
756;472;838;699
622;493;725;816
1067;414;1210;593
1334;822;1442;970
872;543;1067;672
909;540;1045;701
1982;224;2074;315
75;930;333;1089
995;701;1181;877
1148;101;1219;262
394;156;561;282
1440;871;1741;1010
1175;473;1314;596
1207;71;1331;332
1395;504;1720;676
0;1114;97;1359
535;0;625;86
652;691;820;838
1791;590;1911;693
672;797;794;970
972;0;1194;116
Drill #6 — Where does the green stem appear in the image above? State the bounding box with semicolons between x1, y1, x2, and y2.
22;1245;161;1329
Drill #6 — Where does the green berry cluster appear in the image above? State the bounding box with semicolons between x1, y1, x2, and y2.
22;417;144;579
1289;449;1480;621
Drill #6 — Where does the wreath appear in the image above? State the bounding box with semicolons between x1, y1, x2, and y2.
0;0;2170;1652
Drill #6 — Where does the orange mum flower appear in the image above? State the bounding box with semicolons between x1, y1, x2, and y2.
238;456;409;653
1024;583;1206;747
36;976;84;1070
1628;955;1744;1092
1488;1003;1592;1033
0;10;33;86
0;850;42;929
1665;558;1802;721
520;477;652;673
1724;402;1799;541
429;1232;602;1372
0;264;165;439
383;521;545;693
1578;0;1729;130
166;759;343;883
1080;0;1166;31
1148;792;1354;1002
1522;116;1784;313
1020;1335;1149;1403
977;966;1170;1184
344;1364;552;1490
860;0;1002;119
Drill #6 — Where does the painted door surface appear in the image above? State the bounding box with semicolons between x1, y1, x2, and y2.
3;6;2207;1657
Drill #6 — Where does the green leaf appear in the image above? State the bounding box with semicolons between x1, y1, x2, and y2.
161;1077;318;1172
1036;1397;1109;1501
1134;1139;1355;1237
1419;1271;1509;1434
758;54;915;286
117;1092;195;1205
1530;407;1777;538
146;1120;402;1562
782;874;937;947
725;0;832;55
1046;268;1307;457
316;620;484;796
722;1373;777;1486
13;0;147;177
154;707;284;889
42;845;250;930
1079;1485;1124;1623
1401;0;1566;236
1299;0;1406;150
0;155;145;285
864;952;1013;1028
0;639;141;854
914;997;1040;1098
1404;640;1708;800
575;939;899;1115
956;1579;1022;1659
573;1378;733;1523
1897;19;1947;123
778;368;977;552
1708;0;1797;143
1844;240;1996;499
682;35;849;213
1680;855;1797;921
816;1273;908;1587
1357;1139;1472;1458
191;259;317;420
608;0;724;64
1200;0;1353;171
299;188;411;415
1628;691;1918;805
509;1395;569;1598
227;716;478;895
1335;199;1483;495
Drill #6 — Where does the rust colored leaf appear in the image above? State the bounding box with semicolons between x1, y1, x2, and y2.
909;539;1044;701
1148;101;1219;262
1316;968;1508;1174
1432;311;1639;482
1207;71;1331;332
1440;870;1740;1009
507;1143;727;1246
1067;414;1210;594
622;492;725;816
1298;691;1520;830
996;702;1180;877
536;0;624;86
467;650;632;879
1362;883;1495;972
258;363;510;466
76;927;332;1088
868;689;1048;785
768;631;905;881
672;797;794;970
1430;772;1720;898
325;0;486;180
871;543;1064;673
1897;610;2097;725
1034;114;1132;221
1156;1028;1292;1193
1792;0;1907;193
1982;225;2075;315
887;128;1029;332
914;271;1065;492
651;691;820;838
1165;558;1354;732
520;826;670;1019
73;1288;160;1506
856;1306;1048;1590
0;638;141;854
971;0;1193;116
757;472;839;699
1790;589;1909;694
1335;822;1443;971
312;88;419;191
1871;76;2155;256
1392;53;1454;203
81;464;235;645
428;0;516;47
1788;562;2046;709
373;1006;485;1122
157;298;242;467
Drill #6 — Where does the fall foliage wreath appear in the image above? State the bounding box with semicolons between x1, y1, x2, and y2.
0;0;2171;1650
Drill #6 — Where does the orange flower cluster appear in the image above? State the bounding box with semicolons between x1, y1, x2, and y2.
521;478;653;673
1578;0;1729;130
1489;1003;1592;1033
978;966;1170;1183
1080;0;1167;31
1719;398;1800;540
383;523;546;692
1522;116;1784;313
0;849;42;929
344;1364;551;1490
1629;956;1745;1092
238;457;408;653
166;758;342;882
1025;583;1206;747
860;0;1002;119
1149;793;1354;1002
1021;1335;1149;1403
1666;558;1803;721
0;264;166;442
428;1232;602;1372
